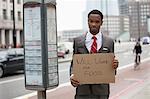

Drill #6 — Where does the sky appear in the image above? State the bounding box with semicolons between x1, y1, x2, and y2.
56;0;118;31
56;0;86;31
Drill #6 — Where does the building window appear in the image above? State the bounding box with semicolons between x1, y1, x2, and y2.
10;0;13;3
3;9;7;20
17;0;21;4
11;10;13;20
18;11;21;20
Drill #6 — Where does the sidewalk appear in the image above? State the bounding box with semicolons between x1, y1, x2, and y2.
16;59;150;99
109;59;150;99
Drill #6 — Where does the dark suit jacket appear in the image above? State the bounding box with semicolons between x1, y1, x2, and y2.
70;33;114;96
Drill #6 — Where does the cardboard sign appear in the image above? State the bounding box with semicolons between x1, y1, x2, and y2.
73;53;115;84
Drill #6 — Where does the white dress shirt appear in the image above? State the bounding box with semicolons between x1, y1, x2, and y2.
85;31;102;52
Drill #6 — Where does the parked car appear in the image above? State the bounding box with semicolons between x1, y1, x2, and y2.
0;49;24;78
58;42;73;54
58;51;65;58
141;36;150;45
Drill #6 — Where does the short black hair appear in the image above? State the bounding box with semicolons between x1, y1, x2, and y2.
88;9;103;20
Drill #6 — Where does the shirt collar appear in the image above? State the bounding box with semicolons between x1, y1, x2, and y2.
86;31;102;41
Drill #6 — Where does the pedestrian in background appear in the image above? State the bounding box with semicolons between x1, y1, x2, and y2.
70;9;119;99
133;41;142;65
118;39;121;44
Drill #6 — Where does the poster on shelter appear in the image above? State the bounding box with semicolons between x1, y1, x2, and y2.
73;53;115;84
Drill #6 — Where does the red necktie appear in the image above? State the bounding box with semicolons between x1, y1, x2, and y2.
90;36;97;53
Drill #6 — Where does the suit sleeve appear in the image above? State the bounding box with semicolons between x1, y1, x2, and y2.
112;40;117;75
110;39;114;53
108;39;116;74
69;38;77;76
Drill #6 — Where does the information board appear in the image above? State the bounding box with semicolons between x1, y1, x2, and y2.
47;6;59;86
24;7;43;86
24;1;59;90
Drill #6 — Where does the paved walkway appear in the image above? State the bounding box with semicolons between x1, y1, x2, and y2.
16;59;150;99
109;60;150;99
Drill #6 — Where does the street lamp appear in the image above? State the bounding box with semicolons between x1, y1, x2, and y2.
136;0;140;41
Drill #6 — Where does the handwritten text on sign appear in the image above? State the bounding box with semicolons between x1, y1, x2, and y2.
73;53;115;84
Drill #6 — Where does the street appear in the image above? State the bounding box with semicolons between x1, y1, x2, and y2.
0;42;150;99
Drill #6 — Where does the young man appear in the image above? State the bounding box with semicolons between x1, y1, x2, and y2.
70;9;119;99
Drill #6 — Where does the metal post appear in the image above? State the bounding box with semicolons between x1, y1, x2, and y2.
37;0;47;99
12;0;16;48
137;1;140;41
37;90;46;99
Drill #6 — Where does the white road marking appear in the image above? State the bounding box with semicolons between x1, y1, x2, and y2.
123;51;132;55
118;57;150;70
14;82;71;99
0;69;69;85
0;77;24;85
124;78;143;81
59;69;68;72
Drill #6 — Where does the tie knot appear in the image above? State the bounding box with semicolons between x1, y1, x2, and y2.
92;36;97;40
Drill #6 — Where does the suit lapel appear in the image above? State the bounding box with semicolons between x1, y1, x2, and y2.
79;34;89;53
98;35;111;53
83;35;89;53
98;34;104;53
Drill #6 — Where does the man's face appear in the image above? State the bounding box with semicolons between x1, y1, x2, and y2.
88;14;103;35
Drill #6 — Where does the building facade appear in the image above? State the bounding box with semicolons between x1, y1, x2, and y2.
0;0;23;48
102;15;129;39
83;0;129;39
118;0;150;40
118;0;129;15
61;30;84;42
129;0;150;39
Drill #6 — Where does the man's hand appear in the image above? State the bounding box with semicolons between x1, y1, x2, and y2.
70;74;80;87
113;57;119;69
